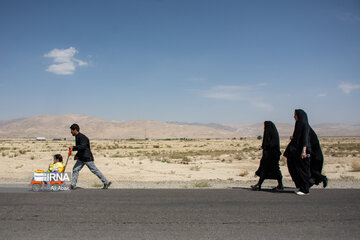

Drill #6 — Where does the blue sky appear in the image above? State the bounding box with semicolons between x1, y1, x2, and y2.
0;0;359;124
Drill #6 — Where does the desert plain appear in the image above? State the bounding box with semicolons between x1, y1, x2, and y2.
1;137;359;189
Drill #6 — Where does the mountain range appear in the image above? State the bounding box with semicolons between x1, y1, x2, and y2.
0;114;359;139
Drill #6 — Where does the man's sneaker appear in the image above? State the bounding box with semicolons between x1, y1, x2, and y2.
102;181;112;189
70;185;76;190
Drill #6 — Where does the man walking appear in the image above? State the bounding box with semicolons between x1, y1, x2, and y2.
69;123;111;189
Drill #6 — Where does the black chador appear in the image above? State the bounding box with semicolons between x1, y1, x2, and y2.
309;127;328;188
284;109;314;194
251;121;283;191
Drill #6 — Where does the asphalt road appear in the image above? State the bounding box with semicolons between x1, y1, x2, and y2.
0;188;359;240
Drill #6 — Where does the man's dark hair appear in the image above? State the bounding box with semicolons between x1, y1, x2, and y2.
54;154;63;162
70;123;80;132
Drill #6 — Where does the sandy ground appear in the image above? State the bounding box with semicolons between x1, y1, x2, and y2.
1;138;359;189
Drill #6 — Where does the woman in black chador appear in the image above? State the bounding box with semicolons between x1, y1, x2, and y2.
309;127;328;188
284;109;314;195
251;121;283;191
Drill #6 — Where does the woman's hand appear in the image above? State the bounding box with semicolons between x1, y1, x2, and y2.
301;146;307;159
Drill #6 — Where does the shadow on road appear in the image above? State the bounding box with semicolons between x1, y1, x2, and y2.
231;186;295;194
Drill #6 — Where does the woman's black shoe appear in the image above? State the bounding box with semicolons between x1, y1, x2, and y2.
272;186;284;191
251;184;261;191
323;177;328;188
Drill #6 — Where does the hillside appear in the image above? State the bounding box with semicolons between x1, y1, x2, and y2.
0;114;359;139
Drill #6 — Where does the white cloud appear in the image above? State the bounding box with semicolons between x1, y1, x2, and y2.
187;77;207;83
200;84;273;111
44;47;88;75
46;62;75;75
317;93;327;97
214;85;248;90
336;12;360;23
257;82;267;87
73;58;88;66
252;101;273;112
339;82;360;94
203;92;242;100
201;85;248;100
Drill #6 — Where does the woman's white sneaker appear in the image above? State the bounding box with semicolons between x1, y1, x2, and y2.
295;191;308;195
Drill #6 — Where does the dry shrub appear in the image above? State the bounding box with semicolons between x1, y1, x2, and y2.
190;166;200;171
194;181;211;188
238;170;249;177
279;156;286;166
181;156;191;164
340;175;355;180
91;182;104;188
351;161;360;172
233;153;243;160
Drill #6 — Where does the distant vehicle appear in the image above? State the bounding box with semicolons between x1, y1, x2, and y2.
53;138;66;141
36;137;46;141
